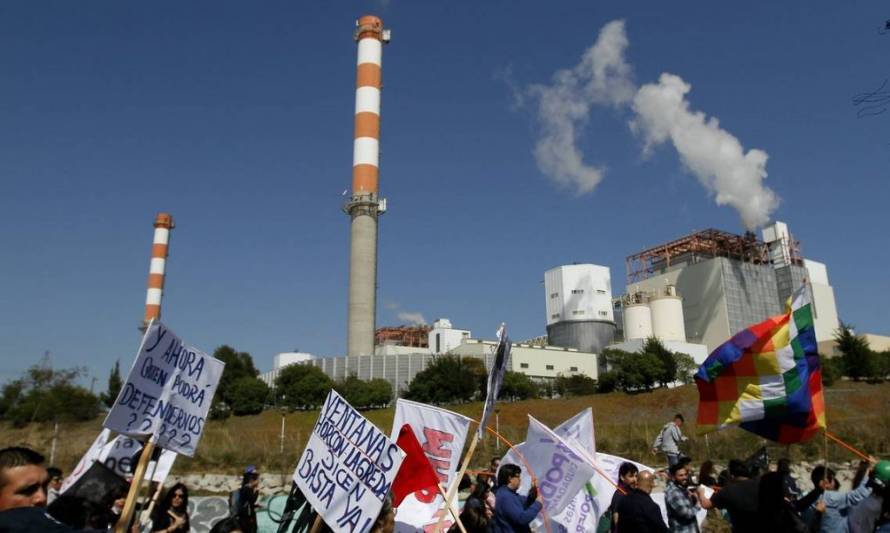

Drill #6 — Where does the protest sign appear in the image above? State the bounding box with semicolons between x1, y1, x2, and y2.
103;322;224;457
147;448;177;483
97;434;141;479
501;408;595;496
293;389;405;533
97;435;177;483
521;416;597;516
389;399;471;532
61;429;111;494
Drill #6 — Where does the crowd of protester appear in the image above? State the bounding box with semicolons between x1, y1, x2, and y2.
3;434;890;533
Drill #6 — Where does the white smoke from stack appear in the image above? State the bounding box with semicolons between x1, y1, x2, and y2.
524;20;780;228
397;311;427;326
630;74;779;229
528;20;635;195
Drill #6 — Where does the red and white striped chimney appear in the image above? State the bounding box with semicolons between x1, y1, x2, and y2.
345;16;389;356
143;212;174;328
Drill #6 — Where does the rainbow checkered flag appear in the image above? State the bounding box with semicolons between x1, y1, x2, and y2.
695;286;826;443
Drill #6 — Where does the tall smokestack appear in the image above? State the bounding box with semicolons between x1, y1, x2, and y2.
143;212;174;330
345;15;390;356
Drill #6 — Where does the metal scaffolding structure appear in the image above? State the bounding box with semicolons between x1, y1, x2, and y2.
374;325;431;348
626;228;802;284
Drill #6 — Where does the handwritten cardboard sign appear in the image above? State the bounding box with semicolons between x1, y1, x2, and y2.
293;390;405;533
104;322;224;456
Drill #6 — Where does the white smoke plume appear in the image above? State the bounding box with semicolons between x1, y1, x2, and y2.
630;74;779;229
528;20;636;195
397;311;427;326
523;20;780;228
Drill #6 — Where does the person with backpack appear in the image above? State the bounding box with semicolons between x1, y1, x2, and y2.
652;414;688;468
230;466;260;533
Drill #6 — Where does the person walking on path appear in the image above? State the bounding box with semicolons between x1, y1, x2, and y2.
652;414;688;468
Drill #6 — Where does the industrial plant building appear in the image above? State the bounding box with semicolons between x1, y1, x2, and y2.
262;218;850;397
260;319;599;395
617;222;840;354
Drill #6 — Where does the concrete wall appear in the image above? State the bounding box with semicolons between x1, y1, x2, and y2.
451;341;599;380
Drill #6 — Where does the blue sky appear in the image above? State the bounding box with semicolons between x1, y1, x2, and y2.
1;1;888;385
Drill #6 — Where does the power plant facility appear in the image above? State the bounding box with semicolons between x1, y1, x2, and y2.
261;212;851;396
255;18;857;399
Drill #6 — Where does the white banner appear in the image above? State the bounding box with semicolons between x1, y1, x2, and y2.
147;448;178;483
501;408;595;496
97;434;141;479
97;435;177;483
103;322;224;456
293;390;405;533
389;399;472;532
60;429;110;494
521;416;597;517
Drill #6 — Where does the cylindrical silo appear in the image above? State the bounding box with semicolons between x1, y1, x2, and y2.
623;303;653;340
650;294;686;342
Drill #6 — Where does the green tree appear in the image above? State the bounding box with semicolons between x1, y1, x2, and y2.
228;377;270;416
596;371;618;393
405;355;487;404
673;352;698;385
642;337;676;387
366;379;393;408
876;351;890;381
835;323;875;381
554;374;598;397
602;348;663;392
821;357;843;387
1;366;100;426
211;345;260;418
499;371;537;401
337;375;370;408
275;364;333;410
536;380;555;399
100;360;122;408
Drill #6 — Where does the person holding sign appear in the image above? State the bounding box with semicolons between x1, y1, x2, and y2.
491;464;542;533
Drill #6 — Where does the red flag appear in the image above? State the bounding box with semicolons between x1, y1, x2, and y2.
391;424;441;507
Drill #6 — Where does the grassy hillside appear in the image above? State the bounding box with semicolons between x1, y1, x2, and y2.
3;381;888;477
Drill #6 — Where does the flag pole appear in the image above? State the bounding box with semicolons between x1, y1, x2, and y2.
825;430;872;462
437;483;467;533
115;437;156;533
434;432;479;533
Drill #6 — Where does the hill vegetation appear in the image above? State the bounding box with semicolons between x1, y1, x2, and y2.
2;381;888;478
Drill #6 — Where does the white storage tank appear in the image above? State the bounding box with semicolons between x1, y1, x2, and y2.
623;303;653;340
650;287;686;342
